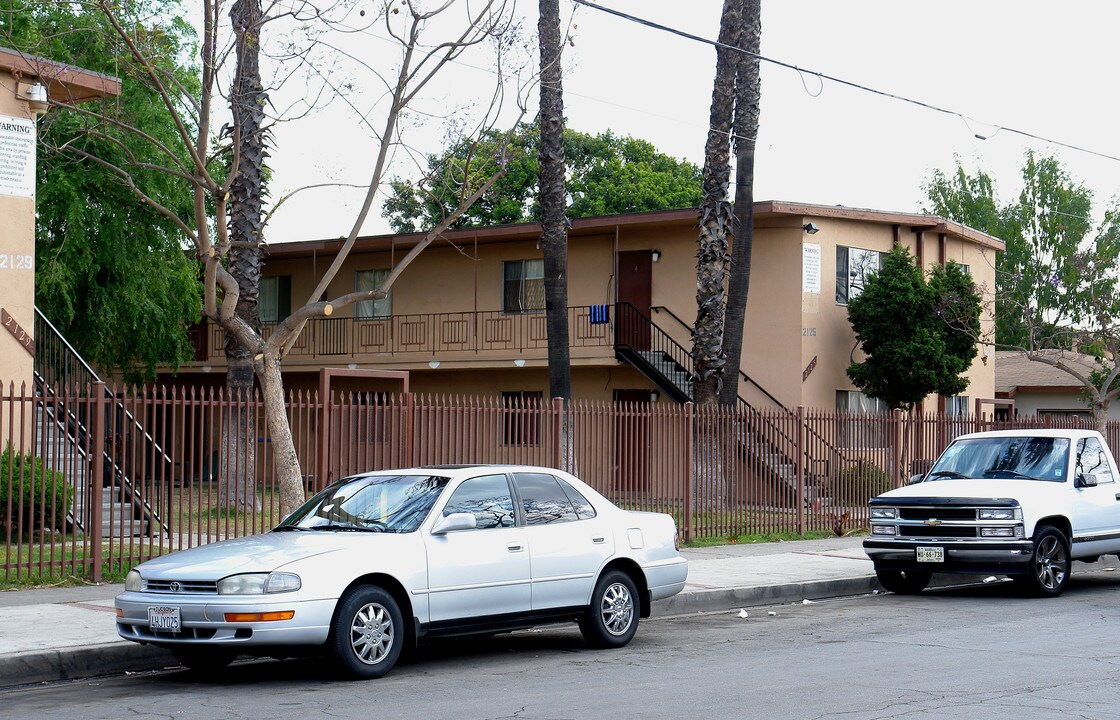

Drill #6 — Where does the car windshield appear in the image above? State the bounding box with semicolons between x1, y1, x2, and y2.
926;436;1070;483
276;474;450;533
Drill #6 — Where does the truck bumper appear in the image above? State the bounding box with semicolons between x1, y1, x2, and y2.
864;539;1034;574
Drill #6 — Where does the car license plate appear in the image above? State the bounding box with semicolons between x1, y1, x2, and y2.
148;606;181;633
916;546;944;563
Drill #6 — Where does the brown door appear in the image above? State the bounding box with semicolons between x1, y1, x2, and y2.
616;251;652;350
613;389;650;495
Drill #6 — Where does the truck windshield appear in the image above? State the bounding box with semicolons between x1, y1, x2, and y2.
926;436;1070;483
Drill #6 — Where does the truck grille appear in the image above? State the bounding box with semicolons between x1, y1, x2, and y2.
899;507;976;521
898;525;977;539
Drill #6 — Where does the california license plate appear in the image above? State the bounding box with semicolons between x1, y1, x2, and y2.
148;606;181;633
916;546;944;563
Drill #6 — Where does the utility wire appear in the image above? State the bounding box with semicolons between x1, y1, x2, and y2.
572;0;1120;164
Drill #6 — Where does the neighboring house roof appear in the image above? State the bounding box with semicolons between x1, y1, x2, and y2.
262;202;1005;259
995;350;1101;396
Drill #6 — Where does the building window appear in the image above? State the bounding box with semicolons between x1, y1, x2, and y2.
355;269;392;319
260;275;291;323
503;259;545;314
836;246;884;305
945;395;970;440
502;390;543;446
836;390;889;448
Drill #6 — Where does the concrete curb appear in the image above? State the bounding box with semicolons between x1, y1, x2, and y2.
2;578;884;688
0;643;174;687
652;576;880;616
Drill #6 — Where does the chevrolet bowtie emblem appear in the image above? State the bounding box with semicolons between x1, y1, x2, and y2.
925;519;942;526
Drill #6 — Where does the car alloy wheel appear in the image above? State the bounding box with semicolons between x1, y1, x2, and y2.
600;581;634;636
350;601;394;665
579;569;640;649
330;584;404;679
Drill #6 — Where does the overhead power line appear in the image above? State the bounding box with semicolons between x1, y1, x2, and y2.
572;0;1120;164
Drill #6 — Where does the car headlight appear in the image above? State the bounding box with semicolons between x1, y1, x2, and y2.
870;507;898;519
218;572;301;595
125;569;143;592
979;508;1019;520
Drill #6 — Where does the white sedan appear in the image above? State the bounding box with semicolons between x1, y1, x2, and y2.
115;464;688;678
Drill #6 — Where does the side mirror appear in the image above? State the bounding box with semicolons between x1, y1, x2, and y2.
432;512;477;534
1076;473;1099;489
908;473;925;485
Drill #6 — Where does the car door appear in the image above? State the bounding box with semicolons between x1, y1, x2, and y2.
424;473;530;623
512;472;615;610
1071;437;1120;553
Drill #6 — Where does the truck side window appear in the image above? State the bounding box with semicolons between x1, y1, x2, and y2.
1076;438;1115;484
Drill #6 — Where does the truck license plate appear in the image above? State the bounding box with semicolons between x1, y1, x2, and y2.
148;606;181;633
916;546;944;563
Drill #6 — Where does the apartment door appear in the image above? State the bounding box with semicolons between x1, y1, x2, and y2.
613;389;650;494
617;251;652;350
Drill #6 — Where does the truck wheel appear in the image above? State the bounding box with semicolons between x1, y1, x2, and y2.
875;568;931;595
1016;525;1070;597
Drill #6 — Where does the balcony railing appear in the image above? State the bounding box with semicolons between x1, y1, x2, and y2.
194;305;617;362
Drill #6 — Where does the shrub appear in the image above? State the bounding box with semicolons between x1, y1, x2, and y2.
834;459;892;506
0;448;72;537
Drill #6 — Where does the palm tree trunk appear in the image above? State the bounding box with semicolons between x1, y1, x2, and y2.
719;0;761;407
220;0;266;510
538;0;573;468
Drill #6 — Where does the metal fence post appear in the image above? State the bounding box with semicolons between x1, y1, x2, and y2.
796;406;805;535
90;381;106;583
684;401;694;544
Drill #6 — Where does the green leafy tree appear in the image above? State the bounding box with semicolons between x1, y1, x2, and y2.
924;154;1120;431
846;246;980;410
383;123;702;233
2;0;203;385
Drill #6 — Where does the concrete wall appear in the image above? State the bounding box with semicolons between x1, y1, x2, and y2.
0;72;36;391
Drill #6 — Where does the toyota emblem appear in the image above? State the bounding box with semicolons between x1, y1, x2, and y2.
169;581;182;592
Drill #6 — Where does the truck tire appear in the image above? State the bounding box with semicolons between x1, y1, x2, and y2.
1014;525;1070;598
875;567;931;595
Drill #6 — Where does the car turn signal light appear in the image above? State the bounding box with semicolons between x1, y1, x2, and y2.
224;611;295;622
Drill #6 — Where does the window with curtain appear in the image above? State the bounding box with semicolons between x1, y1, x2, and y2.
503;259;545;314
835;389;889;448
259;275;291;323
355;269;392;319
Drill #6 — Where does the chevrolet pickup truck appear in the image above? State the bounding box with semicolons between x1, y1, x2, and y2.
864;428;1120;597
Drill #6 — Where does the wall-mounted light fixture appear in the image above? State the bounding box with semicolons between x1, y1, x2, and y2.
651;249;661;262
514;359;526;368
201;365;213;373
802;222;820;235
347;363;358;370
650;390;660;402
16;82;49;114
428;360;440;369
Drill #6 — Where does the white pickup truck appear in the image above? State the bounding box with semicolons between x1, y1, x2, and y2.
864;428;1120;597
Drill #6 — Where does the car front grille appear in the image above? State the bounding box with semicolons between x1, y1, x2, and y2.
899;507;977;521
898;525;977;539
145;579;219;594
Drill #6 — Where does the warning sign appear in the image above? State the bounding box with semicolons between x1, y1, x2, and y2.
0;115;35;199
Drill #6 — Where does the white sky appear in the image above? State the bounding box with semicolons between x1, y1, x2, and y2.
263;0;1120;244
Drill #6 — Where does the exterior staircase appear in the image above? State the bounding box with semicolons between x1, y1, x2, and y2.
33;308;164;537
613;301;835;506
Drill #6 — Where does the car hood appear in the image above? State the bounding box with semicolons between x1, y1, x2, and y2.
877;478;1067;502
135;531;359;580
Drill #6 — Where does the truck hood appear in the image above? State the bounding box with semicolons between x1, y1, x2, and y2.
877;478;1067;503
134;531;360;580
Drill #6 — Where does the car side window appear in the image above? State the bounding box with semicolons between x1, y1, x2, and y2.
441;474;516;529
1076;438;1115;484
513;472;580;525
557;478;597;519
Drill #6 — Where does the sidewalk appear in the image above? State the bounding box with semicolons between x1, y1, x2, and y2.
0;535;879;687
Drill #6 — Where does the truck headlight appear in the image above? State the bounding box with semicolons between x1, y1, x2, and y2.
125;569;143;592
981;527;1023;538
871;525;897;536
979;508;1019;520
871;507;898;519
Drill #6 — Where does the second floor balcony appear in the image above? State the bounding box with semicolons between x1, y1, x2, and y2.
188;305;638;370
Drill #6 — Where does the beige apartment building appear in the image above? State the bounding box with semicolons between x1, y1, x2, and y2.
0;48;119;391
177;201;1002;416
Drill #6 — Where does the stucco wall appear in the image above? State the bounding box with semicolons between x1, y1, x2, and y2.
0;73;36;390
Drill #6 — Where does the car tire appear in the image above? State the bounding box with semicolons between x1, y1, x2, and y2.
579;569;639;649
875;567;931;595
170;646;238;676
329;585;404;679
1015;525;1070;598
